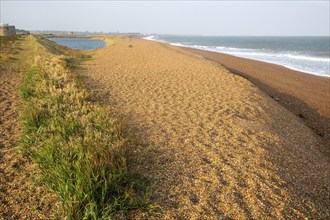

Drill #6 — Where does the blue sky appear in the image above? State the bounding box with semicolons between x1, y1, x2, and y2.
1;1;329;36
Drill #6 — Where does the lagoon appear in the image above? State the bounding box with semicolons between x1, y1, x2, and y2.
48;37;106;50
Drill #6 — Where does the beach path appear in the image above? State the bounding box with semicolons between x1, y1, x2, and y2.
82;37;329;219
0;36;56;219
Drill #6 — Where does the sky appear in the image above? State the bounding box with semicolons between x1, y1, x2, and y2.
0;1;329;36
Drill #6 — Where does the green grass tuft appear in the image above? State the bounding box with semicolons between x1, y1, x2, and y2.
20;67;38;99
19;37;152;219
65;56;92;71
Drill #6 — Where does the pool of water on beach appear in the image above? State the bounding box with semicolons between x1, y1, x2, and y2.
48;37;106;50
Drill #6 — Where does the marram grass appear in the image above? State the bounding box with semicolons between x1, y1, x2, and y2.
20;36;151;219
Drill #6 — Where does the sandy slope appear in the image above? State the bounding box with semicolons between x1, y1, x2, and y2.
0;36;56;219
184;47;330;144
82;37;329;219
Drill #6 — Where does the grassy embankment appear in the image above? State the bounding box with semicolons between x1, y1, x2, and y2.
0;35;25;70
17;35;151;219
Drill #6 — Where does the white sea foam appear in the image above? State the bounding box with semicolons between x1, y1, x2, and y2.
222;51;273;57
170;42;187;47
286;54;329;62
143;35;330;77
192;45;209;49
143;35;157;41
212;47;330;77
214;48;329;61
216;46;255;52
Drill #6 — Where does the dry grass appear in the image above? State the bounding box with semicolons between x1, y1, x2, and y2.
1;35;152;219
1;35;59;219
19;36;152;219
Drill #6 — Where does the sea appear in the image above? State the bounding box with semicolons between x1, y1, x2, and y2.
144;35;330;77
48;37;106;50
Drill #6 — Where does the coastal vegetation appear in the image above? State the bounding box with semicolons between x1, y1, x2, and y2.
1;35;151;219
0;35;23;70
1;34;329;219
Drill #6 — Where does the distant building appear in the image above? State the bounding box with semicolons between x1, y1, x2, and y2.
67;32;74;35
0;23;16;36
